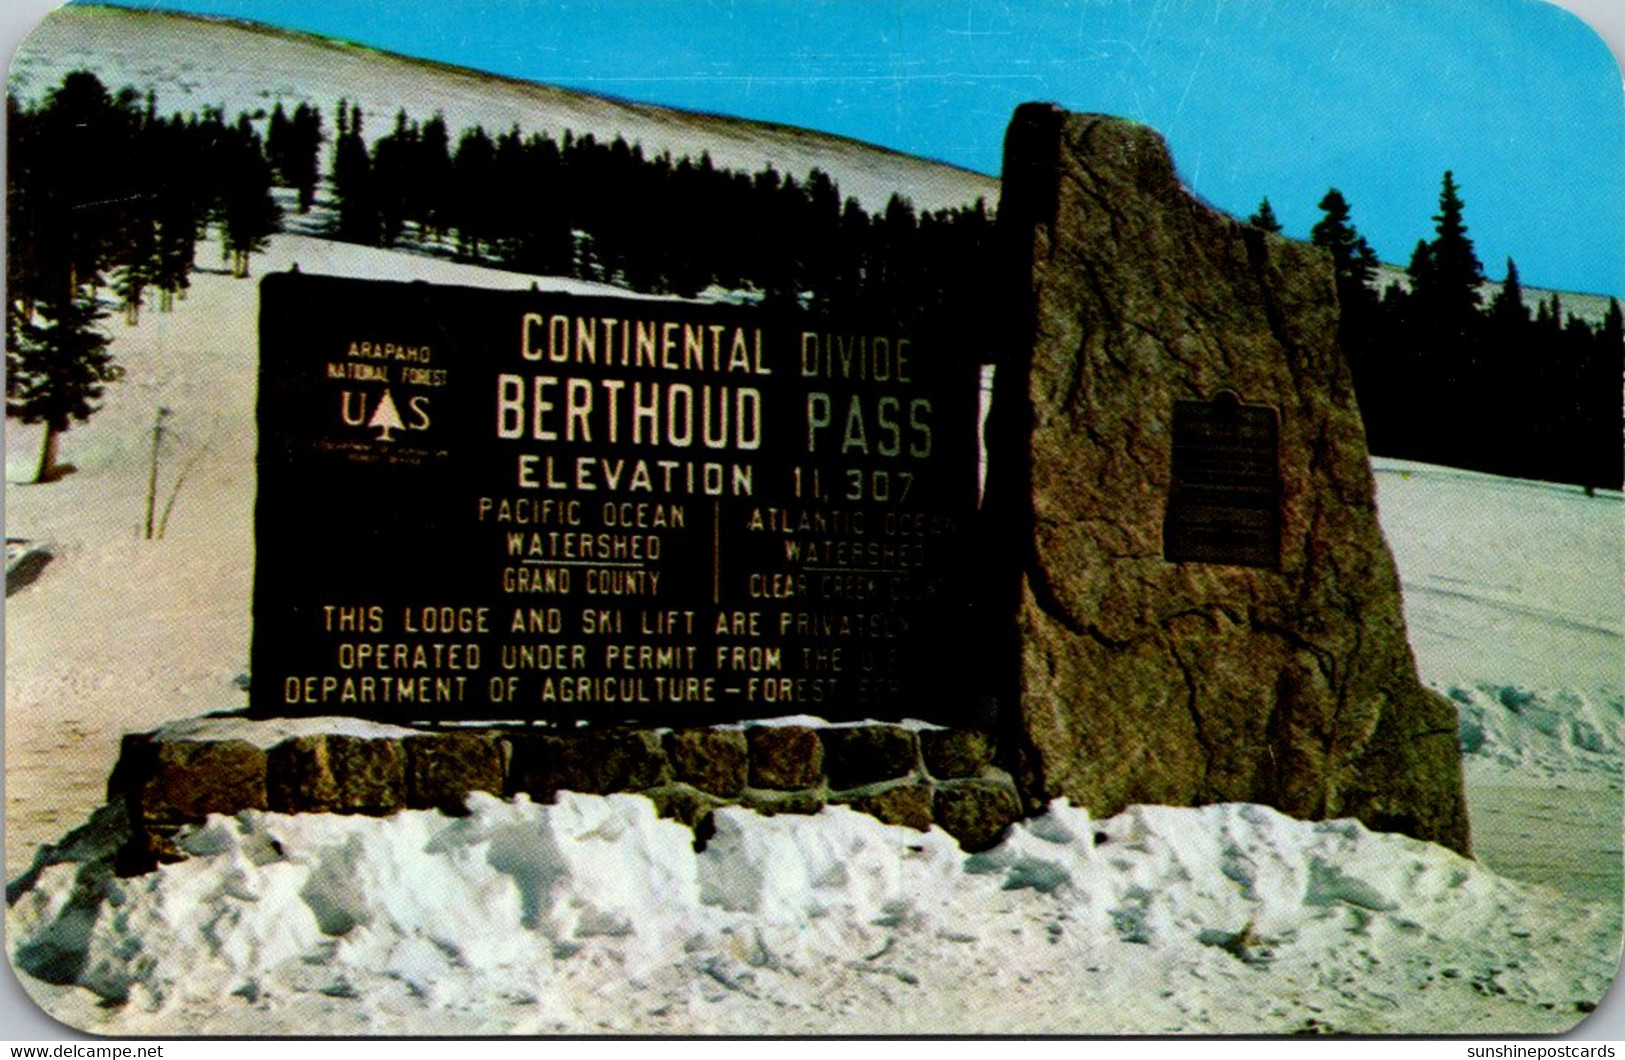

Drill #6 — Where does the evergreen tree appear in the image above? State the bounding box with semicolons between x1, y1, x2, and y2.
266;102;290;182
147;112;209;310
1309;188;1395;446
1400;172;1488;472
1587;301;1625;488
8;292;121;482
1310;189;1379;308
266;101;323;212
450;125;497;258
1537;292;1564;340
1405;238;1433;299
416;113;453;244
371;110;417;247
218;114;282;277
5;72;133;480
290;103;324;212
1248;197;1282;232
111;209;156;324
7;95;40;383
27;72;134;298
1413;170;1485;339
1602;298;1624;350
330;100;377;243
1487;257;1529;328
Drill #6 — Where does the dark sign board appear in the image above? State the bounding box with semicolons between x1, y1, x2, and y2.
1163;392;1280;569
252;274;979;724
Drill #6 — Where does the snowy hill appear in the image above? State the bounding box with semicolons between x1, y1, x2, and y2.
1373;263;1616;326
8;5;999;215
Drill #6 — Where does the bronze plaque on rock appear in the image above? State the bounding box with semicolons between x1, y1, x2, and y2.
1163;391;1280;568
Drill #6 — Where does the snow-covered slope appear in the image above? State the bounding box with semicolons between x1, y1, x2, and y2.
8;5;999;215
1373;458;1623;779
1373;264;1617;327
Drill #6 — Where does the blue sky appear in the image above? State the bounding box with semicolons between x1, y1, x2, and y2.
69;0;1625;295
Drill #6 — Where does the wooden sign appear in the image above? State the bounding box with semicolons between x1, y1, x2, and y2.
252;273;980;723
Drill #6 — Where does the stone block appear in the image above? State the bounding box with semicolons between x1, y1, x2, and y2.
405;731;506;813
267;734;406;814
640;783;725;831
746;725;824;790
508;729;671;797
105;733;155;801
933;779;1021;852
555;728;672;793
834;782;934;832
665;728;748;797
822;725;919;789
121;738;268;825
920;728;997;779
739;788;825;817
114;827;186;878
505;731;560;800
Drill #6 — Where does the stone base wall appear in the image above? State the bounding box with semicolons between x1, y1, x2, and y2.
106;719;1023;875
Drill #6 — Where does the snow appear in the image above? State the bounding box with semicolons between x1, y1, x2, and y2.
9;792;1618;1035
145;713;421;751
1374;458;1623;694
4;232;1621;1034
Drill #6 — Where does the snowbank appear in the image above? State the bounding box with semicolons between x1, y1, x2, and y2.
8;791;1616;1035
1452;683;1622;781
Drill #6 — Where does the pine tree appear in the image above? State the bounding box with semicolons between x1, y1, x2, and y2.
1308;188;1394;448
266;102;290;182
36;72;129;294
1588;300;1625;488
148;113;208;310
5;72;132;480
218;115;281;277
289;103;324;212
1395;174;1487;471
1405;239;1433;298
1602;298;1624;350
1248;197;1282;232
8;292;121;482
1310;189;1379;309
330;100;377;244
1487;257;1529;328
450;125;496;258
371;110;417;247
111;210;156;324
1414;170;1485;337
416;113;453;244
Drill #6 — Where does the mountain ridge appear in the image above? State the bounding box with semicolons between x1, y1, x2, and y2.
10;5;1612;319
10;4;1001;214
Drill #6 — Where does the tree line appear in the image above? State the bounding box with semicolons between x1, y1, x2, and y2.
7;71;283;480
7;69;1621;490
321;99;994;321
6;73;996;481
1254;179;1623;490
